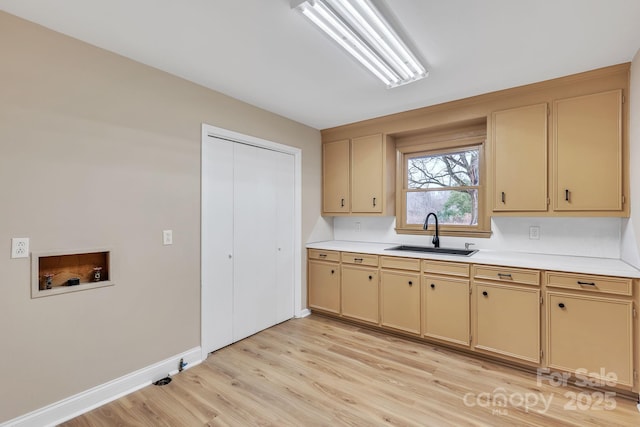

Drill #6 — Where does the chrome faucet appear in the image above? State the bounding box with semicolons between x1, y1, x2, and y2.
423;212;440;248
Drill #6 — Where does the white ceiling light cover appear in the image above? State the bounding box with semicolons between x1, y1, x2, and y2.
293;0;428;88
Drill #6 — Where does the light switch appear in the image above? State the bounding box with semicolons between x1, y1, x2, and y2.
163;230;173;245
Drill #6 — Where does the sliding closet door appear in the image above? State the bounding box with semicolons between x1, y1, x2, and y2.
233;144;279;341
274;153;295;324
201;138;234;353
202;136;295;354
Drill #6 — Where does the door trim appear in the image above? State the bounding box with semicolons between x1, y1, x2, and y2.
200;124;303;360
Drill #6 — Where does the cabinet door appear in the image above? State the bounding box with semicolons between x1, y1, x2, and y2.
553;90;622;211
492;103;548;211
423;276;469;346
380;270;420;335
351;134;383;213
547;292;633;386
308;260;340;314
474;282;540;363
342;265;379;324
323;139;350;213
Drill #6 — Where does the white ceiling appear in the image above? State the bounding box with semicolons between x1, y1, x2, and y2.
2;0;640;130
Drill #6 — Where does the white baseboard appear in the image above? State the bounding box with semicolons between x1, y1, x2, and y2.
296;308;311;318
1;347;202;427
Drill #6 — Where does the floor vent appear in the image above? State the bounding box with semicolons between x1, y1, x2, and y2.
153;376;172;386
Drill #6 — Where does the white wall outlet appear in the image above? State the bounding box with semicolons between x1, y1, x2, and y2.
11;237;30;258
163;230;173;245
355;222;361;232
529;226;540;240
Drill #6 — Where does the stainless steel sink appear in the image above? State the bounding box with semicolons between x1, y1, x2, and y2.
386;245;477;256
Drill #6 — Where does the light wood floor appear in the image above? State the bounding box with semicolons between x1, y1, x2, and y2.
62;315;640;426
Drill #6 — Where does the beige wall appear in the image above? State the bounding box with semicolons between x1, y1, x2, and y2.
0;12;323;422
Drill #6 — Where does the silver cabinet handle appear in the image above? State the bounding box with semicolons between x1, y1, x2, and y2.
497;273;512;279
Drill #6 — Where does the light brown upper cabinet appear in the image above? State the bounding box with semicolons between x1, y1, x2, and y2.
351;134;383;213
552;90;623;212
323;139;350;213
322;134;395;216
492;103;548;212
321;65;629;219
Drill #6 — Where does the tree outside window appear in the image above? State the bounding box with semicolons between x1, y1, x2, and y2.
405;147;480;226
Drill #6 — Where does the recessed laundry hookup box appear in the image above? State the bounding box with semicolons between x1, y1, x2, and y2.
31;249;113;298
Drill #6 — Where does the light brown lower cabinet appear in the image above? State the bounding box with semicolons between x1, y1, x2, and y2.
547;291;633;387
380;270;420;335
308;259;340;314
341;264;379;325
307;251;637;394
423;275;470;346
474;282;540;363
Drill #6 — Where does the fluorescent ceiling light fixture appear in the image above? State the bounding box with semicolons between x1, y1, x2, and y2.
292;0;427;88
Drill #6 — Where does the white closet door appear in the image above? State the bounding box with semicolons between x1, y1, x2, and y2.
275;153;295;323
201;137;234;354
202;136;295;353
233;144;281;341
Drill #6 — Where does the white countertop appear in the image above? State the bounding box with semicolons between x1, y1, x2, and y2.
306;240;640;278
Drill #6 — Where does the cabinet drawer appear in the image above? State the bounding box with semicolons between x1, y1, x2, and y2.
545;272;632;296
423;260;470;277
473;265;540;286
308;249;340;262
381;256;420;271
342;252;379;267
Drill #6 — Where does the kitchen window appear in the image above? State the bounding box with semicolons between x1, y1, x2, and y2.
395;130;490;237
